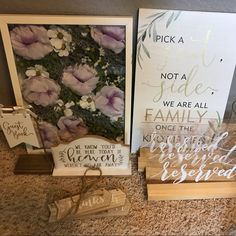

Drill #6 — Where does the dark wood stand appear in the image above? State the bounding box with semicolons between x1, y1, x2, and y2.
14;153;54;175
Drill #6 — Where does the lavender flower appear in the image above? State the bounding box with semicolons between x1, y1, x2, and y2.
10;25;53;60
94;86;124;120
57;116;88;142
22;76;61;107
90;26;125;54
62;64;99;96
38;122;60;148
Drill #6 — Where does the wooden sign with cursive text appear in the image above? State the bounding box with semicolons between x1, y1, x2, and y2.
51;136;131;176
0;113;40;148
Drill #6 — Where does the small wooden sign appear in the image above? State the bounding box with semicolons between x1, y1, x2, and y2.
51;136;131;176
80;198;131;219
0;113;40;148
48;188;130;222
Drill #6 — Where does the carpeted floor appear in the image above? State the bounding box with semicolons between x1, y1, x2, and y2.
0;132;235;236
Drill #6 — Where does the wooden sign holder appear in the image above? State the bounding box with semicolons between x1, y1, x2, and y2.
147;182;236;201
0;105;54;175
14;153;54;175
139;147;236;201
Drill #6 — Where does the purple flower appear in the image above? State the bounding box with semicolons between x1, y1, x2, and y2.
10;25;53;60
22;76;61;107
57;116;88;142
62;64;99;96
90;26;125;54
94;86;124;120
38;122;60;148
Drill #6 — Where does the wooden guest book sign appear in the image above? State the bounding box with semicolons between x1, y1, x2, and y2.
0;106;54;175
0;110;40;148
133;9;236;200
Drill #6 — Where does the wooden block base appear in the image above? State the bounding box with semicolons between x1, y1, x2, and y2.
147;182;236;201
14;153;54;175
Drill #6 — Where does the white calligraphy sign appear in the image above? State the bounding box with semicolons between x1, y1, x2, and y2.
132;9;236;153
51;136;131;176
145;132;236;183
0;113;40;148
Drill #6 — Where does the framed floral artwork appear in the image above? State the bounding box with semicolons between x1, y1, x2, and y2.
0;15;132;150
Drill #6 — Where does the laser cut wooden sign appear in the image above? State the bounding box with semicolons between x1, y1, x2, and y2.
0;108;40;148
51;136;131;176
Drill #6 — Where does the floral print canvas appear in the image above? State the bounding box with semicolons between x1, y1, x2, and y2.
8;23;127;148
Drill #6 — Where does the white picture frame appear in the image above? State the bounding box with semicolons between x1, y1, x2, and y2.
0;15;133;175
0;14;132;147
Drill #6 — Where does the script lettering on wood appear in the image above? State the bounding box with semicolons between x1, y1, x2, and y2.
51;136;131;176
0;113;40;148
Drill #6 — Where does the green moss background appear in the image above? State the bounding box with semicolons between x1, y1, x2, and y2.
11;24;126;141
